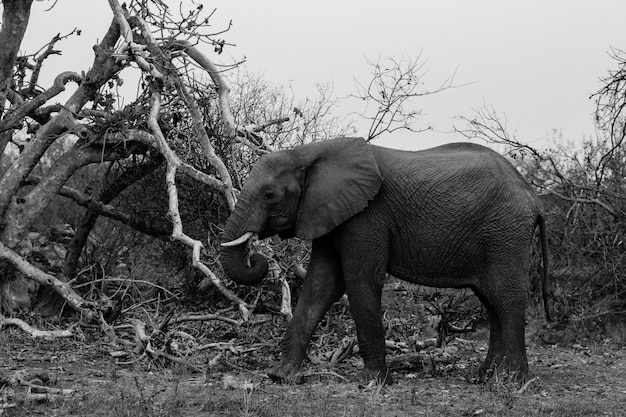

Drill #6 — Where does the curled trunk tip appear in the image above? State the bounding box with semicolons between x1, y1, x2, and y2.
220;243;269;286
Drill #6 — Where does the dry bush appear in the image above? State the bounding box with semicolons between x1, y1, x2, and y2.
457;100;626;342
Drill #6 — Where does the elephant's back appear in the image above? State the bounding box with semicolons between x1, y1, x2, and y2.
371;142;543;227
373;142;537;202
377;142;523;177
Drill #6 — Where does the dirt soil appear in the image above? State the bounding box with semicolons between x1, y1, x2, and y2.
1;281;625;416
1;323;624;417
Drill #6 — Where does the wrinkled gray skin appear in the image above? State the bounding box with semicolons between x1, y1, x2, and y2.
221;137;550;384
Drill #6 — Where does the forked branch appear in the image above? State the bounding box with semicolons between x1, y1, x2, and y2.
146;87;253;314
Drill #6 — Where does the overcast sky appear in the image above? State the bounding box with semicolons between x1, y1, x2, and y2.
20;0;626;150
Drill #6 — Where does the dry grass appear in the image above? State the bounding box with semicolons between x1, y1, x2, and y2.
1;280;624;416
1;326;624;417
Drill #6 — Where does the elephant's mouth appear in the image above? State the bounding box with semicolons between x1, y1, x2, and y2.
269;213;289;221
221;213;294;246
268;213;293;233
277;229;296;239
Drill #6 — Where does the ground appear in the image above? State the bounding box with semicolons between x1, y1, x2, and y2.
1;282;625;416
1;329;624;416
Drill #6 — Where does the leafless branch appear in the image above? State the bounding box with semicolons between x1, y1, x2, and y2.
147;85;252;313
0;71;81;133
0;316;75;338
172;72;236;209
0;241;95;317
24;29;79;95
351;55;458;141
454;104;568;184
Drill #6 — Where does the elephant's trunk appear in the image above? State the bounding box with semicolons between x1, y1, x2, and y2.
220;242;268;286
220;206;269;286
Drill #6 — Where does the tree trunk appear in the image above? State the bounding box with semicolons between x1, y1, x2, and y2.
0;19;121;223
0;0;33;124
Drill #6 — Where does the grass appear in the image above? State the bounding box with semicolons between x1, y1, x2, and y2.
26;361;620;417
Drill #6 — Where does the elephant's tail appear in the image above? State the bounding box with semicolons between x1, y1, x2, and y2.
538;214;552;322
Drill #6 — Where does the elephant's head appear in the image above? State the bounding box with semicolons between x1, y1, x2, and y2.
220;137;383;285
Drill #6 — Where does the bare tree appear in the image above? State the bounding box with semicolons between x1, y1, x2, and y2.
226;72;352;146
0;1;287;322
350;55;456;141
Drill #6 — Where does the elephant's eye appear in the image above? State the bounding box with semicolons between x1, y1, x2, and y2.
263;190;276;201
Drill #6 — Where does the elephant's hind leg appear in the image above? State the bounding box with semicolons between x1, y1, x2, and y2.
269;235;345;383
475;278;528;382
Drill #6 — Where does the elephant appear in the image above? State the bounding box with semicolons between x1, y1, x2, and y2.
220;137;550;384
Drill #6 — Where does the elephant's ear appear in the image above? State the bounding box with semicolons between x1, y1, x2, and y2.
294;137;383;240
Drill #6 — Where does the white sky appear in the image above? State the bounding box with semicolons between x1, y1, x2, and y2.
18;0;626;150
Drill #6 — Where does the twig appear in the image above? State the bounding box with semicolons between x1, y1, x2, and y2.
0;316;74;338
0;241;95;317
129;318;149;353
516;376;538;394
173;313;241;327
125;317;203;371
108;0;163;78
7;370;74;395
301;369;350;383
72;277;177;297
23;393;70;402
26;30;79;95
197;342;234;351
330;337;356;364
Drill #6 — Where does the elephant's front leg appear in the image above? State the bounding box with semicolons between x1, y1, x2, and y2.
269;236;344;383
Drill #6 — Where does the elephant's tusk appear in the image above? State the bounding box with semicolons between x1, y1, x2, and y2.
221;232;256;247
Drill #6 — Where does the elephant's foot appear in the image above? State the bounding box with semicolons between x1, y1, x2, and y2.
358;366;394;386
477;352;528;383
268;361;305;384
